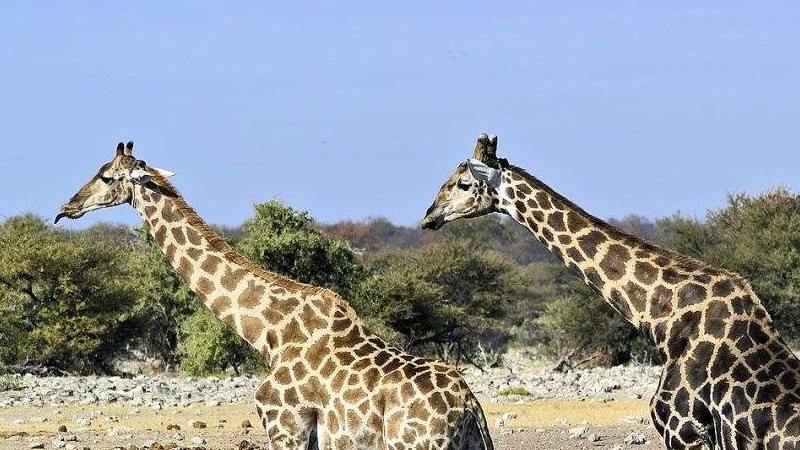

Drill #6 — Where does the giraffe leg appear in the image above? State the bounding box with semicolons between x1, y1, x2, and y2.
255;380;317;450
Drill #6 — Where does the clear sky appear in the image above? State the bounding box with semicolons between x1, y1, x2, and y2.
2;2;799;228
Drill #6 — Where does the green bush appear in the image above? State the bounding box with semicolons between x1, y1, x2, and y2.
237;200;366;298
176;308;265;376
352;240;522;365
495;386;533;397
535;281;658;366
0;215;140;373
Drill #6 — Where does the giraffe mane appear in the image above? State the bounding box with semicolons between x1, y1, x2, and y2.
149;174;354;308
506;164;744;280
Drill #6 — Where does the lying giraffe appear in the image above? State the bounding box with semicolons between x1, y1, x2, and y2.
56;141;493;450
421;134;800;449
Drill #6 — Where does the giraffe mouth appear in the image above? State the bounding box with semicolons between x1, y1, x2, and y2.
54;208;85;223
420;214;445;230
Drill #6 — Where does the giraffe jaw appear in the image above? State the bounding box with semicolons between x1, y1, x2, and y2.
420;215;445;230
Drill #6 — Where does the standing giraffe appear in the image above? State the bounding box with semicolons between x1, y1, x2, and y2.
421;134;800;449
56;141;493;450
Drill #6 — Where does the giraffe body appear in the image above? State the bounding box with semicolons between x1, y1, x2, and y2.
421;134;800;449
56;142;493;450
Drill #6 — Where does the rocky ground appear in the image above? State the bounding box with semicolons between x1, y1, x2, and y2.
1;354;664;449
1;351;661;410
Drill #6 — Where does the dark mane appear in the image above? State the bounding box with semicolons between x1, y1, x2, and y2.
505;163;739;278
150;174;356;308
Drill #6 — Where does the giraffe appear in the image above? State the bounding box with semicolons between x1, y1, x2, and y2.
56;141;493;450
420;133;800;449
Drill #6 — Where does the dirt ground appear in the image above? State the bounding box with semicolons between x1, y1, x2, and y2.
0;399;662;450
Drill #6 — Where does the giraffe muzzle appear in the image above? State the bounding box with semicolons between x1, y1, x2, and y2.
420;213;445;230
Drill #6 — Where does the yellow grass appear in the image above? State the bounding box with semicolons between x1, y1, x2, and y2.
0;399;651;436
481;399;651;427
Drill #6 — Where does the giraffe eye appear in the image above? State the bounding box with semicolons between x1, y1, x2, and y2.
98;175;113;184
457;180;471;191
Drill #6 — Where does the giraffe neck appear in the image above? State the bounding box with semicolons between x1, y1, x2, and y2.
495;164;689;344
130;180;349;361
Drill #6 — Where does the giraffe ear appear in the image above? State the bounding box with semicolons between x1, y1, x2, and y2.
115;142;125;156
124;141;134;156
150;167;176;178
467;159;500;186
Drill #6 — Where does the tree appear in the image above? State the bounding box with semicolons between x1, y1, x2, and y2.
0;215;140;373
238;200;366;298
536;281;659;367
352;240;522;366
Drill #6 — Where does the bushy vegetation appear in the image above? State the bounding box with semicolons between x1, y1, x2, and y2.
0;215;141;373
352;240;526;366
2;187;800;374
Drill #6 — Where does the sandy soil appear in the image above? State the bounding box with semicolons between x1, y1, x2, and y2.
0;400;663;450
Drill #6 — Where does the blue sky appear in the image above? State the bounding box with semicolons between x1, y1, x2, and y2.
2;3;799;228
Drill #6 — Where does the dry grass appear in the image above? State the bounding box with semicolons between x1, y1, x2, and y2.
0;398;651;434
482;399;651;427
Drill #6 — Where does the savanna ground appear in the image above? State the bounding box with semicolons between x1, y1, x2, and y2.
0;399;662;450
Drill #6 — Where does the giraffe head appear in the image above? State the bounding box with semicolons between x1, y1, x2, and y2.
55;141;175;223
420;133;503;230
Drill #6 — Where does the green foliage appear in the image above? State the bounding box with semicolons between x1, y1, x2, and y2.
0;214;140;373
495;386;533;397
535;281;658;366
434;215;554;264
176;308;265;376
0;375;25;391
656;214;721;259
238;200;366;297
352;240;522;364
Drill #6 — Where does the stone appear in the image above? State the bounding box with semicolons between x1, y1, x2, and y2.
28;443;44;449
189;420;207;429
166;424;181;431
58;425;68;433
568;426;587;440
502;412;517;421
624;431;648;445
240;420;252;429
621;415;646;424
190;436;205;446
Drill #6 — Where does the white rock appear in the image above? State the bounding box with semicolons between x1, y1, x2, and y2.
624;431;648;445
501;412;518;421
568;426;588;440
190;436;206;445
28;443;44;449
